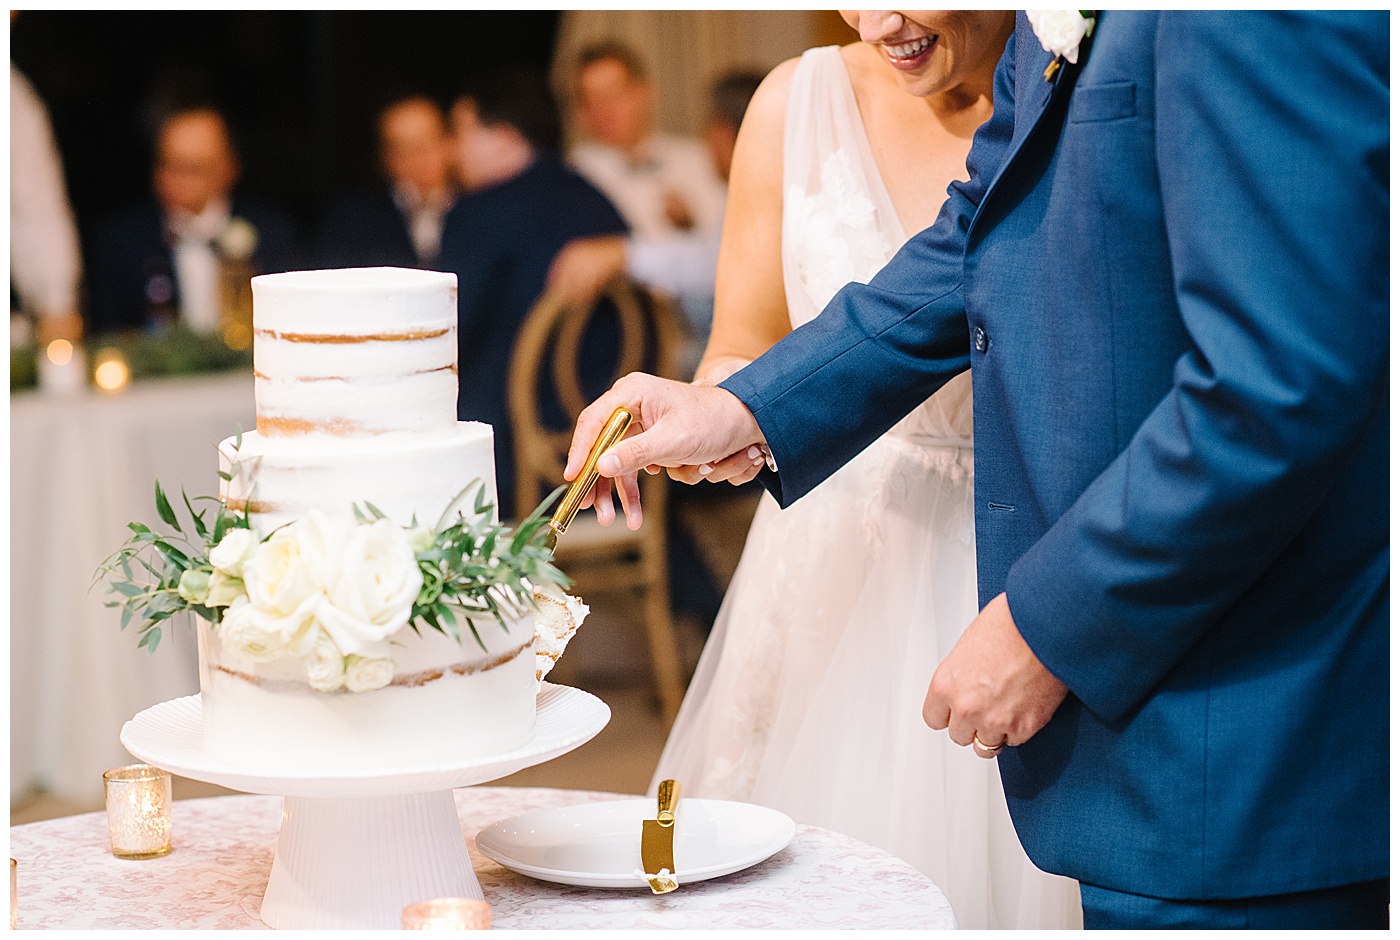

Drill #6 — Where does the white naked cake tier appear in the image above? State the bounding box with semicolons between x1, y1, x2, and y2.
204;267;537;773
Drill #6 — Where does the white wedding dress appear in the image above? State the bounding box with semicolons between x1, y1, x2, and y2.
652;47;1082;929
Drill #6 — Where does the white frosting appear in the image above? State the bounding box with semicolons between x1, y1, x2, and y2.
218;424;500;532
250;268;459;437
197;614;537;772
202;266;539;772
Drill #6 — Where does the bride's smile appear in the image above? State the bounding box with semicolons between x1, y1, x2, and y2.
883;34;937;70
842;10;1014;98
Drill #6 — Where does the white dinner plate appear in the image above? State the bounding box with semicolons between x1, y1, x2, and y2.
475;797;796;888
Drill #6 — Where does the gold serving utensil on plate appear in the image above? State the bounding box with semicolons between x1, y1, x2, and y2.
541;406;634;553
640;778;681;894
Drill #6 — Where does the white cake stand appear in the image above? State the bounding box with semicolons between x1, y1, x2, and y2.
120;683;610;930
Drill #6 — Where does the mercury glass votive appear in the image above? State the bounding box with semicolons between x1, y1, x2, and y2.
102;764;173;859
401;897;492;929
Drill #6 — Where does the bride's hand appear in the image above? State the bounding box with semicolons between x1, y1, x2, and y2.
666;446;766;486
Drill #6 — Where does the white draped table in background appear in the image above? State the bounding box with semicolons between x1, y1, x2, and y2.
10;373;256;804
9;787;958;928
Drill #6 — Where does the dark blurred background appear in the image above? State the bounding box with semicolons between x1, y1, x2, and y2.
10;10;562;246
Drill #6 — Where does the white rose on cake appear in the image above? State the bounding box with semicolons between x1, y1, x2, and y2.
209;528;258;577
205;570;246;608
344;654;396;693
315;518;422;658
242;511;338;648
220;597;289;662
303;630;348;692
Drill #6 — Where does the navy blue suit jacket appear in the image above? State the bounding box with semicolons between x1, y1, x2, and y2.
436;154;628;516
723;12;1388;900
87;196;301;335
314;186;423;270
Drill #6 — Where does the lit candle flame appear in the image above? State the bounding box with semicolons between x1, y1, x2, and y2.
94;355;131;392
45;338;74;366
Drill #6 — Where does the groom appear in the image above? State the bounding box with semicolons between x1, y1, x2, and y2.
565;11;1388;929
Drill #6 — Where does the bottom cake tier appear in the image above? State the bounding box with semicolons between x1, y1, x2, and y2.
197;612;537;773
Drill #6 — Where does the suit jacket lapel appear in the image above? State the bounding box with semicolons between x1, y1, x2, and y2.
970;23;1096;235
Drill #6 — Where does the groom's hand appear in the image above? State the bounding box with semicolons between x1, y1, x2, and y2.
924;593;1068;755
565;372;768;529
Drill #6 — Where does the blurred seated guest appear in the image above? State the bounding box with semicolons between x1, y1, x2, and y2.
10;61;83;346
439;67;627;516
315;93;456;269
87;105;298;336
570;41;727;240
549;70;764;374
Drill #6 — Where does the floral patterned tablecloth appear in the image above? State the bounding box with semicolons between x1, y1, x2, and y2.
10;786;957;929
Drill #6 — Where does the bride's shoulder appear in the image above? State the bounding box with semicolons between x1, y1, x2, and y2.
746;57;800;125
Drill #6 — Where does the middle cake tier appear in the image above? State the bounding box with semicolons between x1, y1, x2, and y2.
219;422;499;534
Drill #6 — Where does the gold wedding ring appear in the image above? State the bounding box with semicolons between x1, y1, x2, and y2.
972;733;1006;756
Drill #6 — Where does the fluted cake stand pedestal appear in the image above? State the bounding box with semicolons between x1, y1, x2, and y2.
120;683;610;929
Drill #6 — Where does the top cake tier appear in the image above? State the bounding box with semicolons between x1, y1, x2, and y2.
252;267;460;437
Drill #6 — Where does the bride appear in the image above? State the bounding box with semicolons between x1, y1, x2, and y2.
649;12;1081;929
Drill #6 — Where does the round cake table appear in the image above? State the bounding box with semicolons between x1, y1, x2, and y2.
9;787;957;929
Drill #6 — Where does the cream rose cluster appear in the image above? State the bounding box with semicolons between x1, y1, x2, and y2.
211;511;422;692
1026;10;1095;65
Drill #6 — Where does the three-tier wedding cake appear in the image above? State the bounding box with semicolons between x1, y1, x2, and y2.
200;267;540;772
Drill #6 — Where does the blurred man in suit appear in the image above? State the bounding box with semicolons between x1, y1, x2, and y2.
569;42;727;242
87;105;298;336
437;67;627;516
549;70;765;374
315;94;456;270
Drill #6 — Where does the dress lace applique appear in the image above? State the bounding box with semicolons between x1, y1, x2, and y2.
787;150;893;314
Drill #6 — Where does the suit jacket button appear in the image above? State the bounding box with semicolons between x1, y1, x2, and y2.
973;326;988;353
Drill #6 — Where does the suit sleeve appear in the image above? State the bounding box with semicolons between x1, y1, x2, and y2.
720;28;1018;507
1005;12;1389;721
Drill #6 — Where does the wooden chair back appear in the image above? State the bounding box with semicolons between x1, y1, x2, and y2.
508;277;684;522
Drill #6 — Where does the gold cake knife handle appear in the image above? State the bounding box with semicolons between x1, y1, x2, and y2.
656;778;679;826
548;407;634;542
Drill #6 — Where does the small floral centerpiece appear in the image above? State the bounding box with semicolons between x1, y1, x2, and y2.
96;462;568;694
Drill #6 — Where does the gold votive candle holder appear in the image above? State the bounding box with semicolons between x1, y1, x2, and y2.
10;858;16;929
401;897;492;929
102;764;173;859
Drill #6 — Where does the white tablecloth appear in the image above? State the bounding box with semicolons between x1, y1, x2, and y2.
10;374;256;802
9;787;958;929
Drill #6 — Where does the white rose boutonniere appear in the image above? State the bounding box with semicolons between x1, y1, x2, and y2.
216;217;259;263
1027;10;1096;80
344;654;395;693
315;518;422;658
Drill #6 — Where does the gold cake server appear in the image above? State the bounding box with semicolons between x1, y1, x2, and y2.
540;406;634;552
640;778;681;893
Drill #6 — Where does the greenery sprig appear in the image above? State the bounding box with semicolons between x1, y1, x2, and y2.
94;479;251;654
378;480;570;653
95;471;570;659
